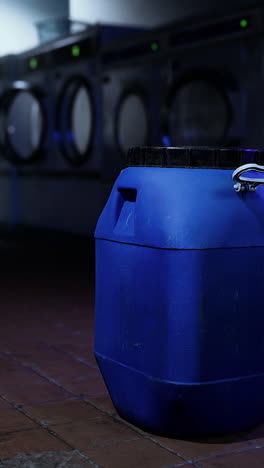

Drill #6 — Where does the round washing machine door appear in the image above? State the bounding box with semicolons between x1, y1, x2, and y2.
115;89;150;155
0;85;46;164
56;77;94;166
163;73;232;146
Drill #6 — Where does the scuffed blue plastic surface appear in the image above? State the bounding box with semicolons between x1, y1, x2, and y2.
94;166;264;436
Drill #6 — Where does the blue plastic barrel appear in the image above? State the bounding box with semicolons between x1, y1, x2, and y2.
94;146;264;436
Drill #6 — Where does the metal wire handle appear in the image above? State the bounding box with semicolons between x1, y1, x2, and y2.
232;163;264;192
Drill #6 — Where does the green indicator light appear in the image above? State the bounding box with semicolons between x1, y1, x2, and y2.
29;57;38;70
151;42;159;52
240;18;248;28
71;44;80;57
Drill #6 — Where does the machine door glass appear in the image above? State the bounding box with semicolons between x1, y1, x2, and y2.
71;84;93;157
58;78;94;165
167;79;231;146
6;90;44;162
116;92;149;154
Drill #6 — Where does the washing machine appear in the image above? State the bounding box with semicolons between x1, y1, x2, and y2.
100;7;264;176
52;24;145;173
101;31;165;179
0;44;58;231
2;24;145;234
0;55;17;166
0;54;19;227
0;45;54;169
158;6;264;149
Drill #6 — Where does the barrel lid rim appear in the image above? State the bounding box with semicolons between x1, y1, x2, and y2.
123;146;264;169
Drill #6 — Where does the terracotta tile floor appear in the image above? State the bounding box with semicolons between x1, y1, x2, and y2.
0;230;263;467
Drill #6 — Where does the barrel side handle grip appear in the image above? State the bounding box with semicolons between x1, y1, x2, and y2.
232;163;264;192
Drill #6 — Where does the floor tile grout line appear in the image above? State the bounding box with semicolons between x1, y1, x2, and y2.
1;393;262;459
0;396;102;468
82;398;264;464
0;396;87;413
0;351;84;397
162;462;198;467
0;417;105;434
0;451;101;468
238;433;264;446
47;416;104;427
160;442;264;465
191;444;264;463
0;395;74;444
0;392;110;415
9;393;108;412
236;428;264;445
159;462;195;468
1;335;98;370
2;323;264;464
0;394;152;451
144;435;192;464
0;351;107;397
82;398;192;464
79;437;148;450
77;453;103;468
2;396;84;411
50;344;98;369
1;351;263;464
0;400;76;448
19;392;264;464
18;396;82;407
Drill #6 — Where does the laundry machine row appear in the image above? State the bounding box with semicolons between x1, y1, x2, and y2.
1;9;261;172
100;4;264;163
1;8;263;234
1;8;264;171
0;24;144;171
0;24;147;233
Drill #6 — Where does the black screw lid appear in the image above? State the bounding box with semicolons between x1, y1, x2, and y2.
124;146;264;169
